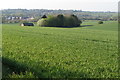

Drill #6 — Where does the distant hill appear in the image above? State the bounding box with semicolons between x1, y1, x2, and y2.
1;9;117;23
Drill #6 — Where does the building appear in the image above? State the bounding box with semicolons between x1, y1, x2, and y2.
21;23;34;26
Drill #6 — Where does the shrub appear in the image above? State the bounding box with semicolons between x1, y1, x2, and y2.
37;18;48;26
57;14;64;27
37;14;82;27
98;21;103;24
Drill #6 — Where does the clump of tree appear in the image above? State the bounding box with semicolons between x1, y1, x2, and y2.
98;21;103;24
37;14;82;27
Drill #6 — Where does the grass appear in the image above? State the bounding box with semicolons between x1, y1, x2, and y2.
2;21;118;78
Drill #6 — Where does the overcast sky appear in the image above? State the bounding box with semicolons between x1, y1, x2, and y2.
1;0;119;12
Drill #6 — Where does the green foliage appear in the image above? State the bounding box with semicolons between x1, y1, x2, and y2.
37;14;82;27
63;14;81;27
56;14;64;26
37;18;48;26
98;21;103;24
8;71;36;78
2;21;118;78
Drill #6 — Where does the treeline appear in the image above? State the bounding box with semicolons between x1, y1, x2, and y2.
37;14;82;27
1;9;118;23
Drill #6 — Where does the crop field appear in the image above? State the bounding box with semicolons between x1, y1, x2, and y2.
2;21;118;78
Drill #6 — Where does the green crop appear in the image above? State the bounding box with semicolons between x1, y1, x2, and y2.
2;21;118;78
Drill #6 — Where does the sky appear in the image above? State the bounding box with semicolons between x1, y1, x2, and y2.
1;0;119;12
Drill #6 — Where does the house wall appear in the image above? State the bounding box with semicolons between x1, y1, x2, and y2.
21;24;24;26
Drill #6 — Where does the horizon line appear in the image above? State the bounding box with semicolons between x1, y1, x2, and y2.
0;8;118;13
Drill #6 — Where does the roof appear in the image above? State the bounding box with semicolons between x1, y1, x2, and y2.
22;23;34;26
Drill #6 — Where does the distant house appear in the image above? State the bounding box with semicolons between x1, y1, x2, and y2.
21;23;34;26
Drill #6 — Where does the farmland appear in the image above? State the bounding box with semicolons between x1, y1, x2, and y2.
2;21;118;78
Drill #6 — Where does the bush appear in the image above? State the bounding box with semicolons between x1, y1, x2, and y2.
37;14;82;27
98;21;103;24
57;14;64;27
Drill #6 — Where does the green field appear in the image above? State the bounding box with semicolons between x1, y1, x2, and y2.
2;21;118;78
